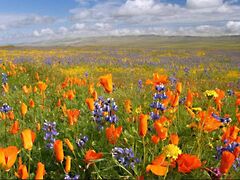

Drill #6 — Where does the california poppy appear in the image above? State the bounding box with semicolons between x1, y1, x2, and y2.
65;156;71;174
84;149;103;164
106;124;122;144
176;82;182;94
146;154;168;176
29;99;35;108
21;129;36;151
35;162;46;180
146;73;168;86
99;74;113;93
139;114;148;137
22;85;32;94
219;151;235;174
0;146;19;171
151;135;160;144
154;120;168;140
171;94;180;107
21;102;28;117
185;89;193;108
54;140;64;162
64;138;74;152
89;83;95;95
85;98;95;111
37;81;47;91
214;88;225;111
7;111;15;120
67;109;80;125
177;154;201;173
10;120;20;134
15;164;28;179
92;90;98;101
222;125;240;143
169;133;179;145
124;99;132;113
2;83;9;93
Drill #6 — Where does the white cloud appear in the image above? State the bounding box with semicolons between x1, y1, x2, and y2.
33;28;54;37
72;23;85;31
226;21;240;33
59;26;68;34
186;0;223;9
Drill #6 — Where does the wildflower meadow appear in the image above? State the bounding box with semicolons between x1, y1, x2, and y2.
0;44;240;179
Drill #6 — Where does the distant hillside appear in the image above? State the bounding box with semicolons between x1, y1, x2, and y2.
10;35;240;49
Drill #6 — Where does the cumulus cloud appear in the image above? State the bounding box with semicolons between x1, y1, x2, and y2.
226;21;240;33
186;0;223;9
33;28;54;37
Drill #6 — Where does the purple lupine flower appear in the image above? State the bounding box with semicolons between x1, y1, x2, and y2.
42;120;59;149
227;90;234;96
2;73;8;84
212;113;232;124
76;134;88;148
138;79;143;89
112;147;140;169
92;97;119;129
64;174;80;180
215;142;239;160
0;103;12;113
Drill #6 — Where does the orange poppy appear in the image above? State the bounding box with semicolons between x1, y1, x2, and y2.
29;99;35;108
124;99;132;113
139;114;148;137
99;74;113;93
171;94;179;107
219;151;235;174
169;133;179;145
21;102;28;117
89;83;95;95
7;111;15;120
177;154;201;173
65;156;71;174
146;154;168;176
21;129;36;151
2;83;9;93
66;109;80;125
10;120;20;134
222;125;240;143
233;146;240;158
37;81;47;93
35;162;46;180
54;140;64;162
162;89;173;108
106;124;122;144
154;120;168;140
84;149;103;164
36;123;41;132
64;138;74;152
214;88;225;111
0;146;19;171
146;73;168;86
65;90;75;100
22;85;32;94
151;135;160;144
236;113;240;123
185;89;193;108
85;98;95;111
194;111;222;132
176;82;182;94
92;90;98;101
15;164;28;179
56;98;61;107
0;112;6;120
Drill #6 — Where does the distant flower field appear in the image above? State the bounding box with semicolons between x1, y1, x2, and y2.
0;47;240;179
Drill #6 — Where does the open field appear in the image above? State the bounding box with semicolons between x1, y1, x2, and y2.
0;36;240;179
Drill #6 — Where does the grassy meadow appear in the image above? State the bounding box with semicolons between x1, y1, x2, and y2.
0;37;240;179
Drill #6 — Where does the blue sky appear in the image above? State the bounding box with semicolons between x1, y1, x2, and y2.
0;0;240;44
